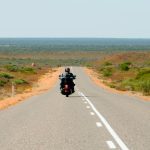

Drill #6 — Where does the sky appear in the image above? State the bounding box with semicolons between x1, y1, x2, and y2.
0;0;150;38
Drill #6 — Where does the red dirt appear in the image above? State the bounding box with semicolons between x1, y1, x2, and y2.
0;68;62;110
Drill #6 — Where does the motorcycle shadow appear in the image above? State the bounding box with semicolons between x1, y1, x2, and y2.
69;95;83;98
69;95;97;98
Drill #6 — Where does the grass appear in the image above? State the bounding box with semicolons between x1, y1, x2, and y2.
0;50;106;99
140;80;150;95
0;80;7;86
0;50;150;98
0;73;14;79
13;79;28;85
0;61;53;99
89;52;150;96
19;67;36;74
119;62;131;71
5;65;19;72
102;67;113;77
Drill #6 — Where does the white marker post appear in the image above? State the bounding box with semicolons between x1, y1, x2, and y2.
11;82;15;97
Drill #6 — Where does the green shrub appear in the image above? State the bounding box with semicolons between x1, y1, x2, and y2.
20;67;36;73
140;80;150;95
120;78;150;95
103;61;112;66
121;79;140;91
0;73;14;79
13;79;28;85
119;62;131;71
102;68;112;77
136;69;150;79
124;62;132;65
109;83;116;88
86;64;92;68
5;65;19;72
0;80;6;86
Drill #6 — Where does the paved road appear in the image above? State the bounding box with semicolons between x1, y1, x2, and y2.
0;67;149;150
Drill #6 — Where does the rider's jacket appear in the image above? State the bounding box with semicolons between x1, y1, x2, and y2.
63;72;75;80
60;72;75;87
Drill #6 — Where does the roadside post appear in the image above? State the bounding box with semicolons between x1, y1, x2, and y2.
11;82;15;97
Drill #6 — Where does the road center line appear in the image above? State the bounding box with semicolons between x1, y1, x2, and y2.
96;122;102;127
86;106;90;109
78;91;129;150
90;112;95;115
106;141;116;149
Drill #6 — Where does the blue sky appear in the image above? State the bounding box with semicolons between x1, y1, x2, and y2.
0;0;150;38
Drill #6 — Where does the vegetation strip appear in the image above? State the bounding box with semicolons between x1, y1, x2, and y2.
0;68;62;110
85;52;150;100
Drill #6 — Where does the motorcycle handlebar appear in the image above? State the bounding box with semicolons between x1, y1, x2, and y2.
59;75;76;79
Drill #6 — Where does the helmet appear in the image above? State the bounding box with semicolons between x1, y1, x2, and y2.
65;68;70;73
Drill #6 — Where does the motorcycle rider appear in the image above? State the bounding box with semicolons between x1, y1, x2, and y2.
60;68;75;93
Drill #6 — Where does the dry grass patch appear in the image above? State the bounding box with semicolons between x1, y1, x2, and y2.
88;51;150;96
0;65;53;100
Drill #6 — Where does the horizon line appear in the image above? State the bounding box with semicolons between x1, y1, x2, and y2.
0;37;150;40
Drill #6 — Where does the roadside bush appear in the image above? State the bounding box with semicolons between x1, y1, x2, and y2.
136;69;150;80
0;80;6;86
124;62;132;65
0;73;14;79
5;65;19;72
108;83;116;88
140;80;150;95
119;78;150;95
103;61;112;66
102;68;112;77
86;63;92;68
13;79;28;85
119;62;131;71
121;79;140;91
20;67;36;74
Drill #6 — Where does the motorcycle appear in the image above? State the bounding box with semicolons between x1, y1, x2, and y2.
59;75;76;97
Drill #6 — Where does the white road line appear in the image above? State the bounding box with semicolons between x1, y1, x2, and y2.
79;91;129;150
96;122;102;127
86;106;90;109
82;98;85;101
106;141;116;149
90;112;95;115
84;101;87;104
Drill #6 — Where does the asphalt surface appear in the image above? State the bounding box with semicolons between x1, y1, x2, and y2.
0;67;149;150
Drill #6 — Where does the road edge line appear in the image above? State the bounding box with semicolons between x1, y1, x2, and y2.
78;91;129;150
